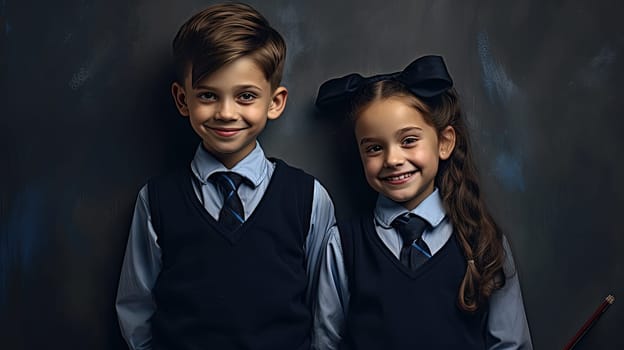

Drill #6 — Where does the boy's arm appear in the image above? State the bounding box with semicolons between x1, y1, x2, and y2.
486;236;533;350
116;185;162;350
306;180;349;350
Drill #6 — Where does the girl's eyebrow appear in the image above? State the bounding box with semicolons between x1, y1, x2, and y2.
359;126;423;145
395;126;422;136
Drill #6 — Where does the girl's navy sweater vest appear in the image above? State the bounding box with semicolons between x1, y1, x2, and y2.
340;216;487;350
147;159;314;350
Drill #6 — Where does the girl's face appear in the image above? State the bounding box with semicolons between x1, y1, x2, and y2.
354;96;455;210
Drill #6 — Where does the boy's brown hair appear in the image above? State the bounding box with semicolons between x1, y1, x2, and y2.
172;2;287;89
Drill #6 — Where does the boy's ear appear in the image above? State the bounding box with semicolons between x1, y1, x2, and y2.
171;82;189;116
267;86;288;120
439;126;456;160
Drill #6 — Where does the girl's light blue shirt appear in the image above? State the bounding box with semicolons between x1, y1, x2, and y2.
313;189;533;350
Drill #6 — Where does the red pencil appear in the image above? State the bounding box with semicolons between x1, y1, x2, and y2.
562;294;615;350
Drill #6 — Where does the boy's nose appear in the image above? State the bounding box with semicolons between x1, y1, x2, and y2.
215;99;237;120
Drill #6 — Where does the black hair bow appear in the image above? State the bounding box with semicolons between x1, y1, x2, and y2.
315;55;453;108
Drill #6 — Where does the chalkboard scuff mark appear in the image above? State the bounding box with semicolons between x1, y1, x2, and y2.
69;67;91;90
0;187;46;311
277;3;305;64
590;46;616;68
493;152;525;192
578;46;617;89
64;32;73;44
477;31;518;107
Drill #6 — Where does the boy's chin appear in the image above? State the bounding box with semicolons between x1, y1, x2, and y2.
203;140;258;165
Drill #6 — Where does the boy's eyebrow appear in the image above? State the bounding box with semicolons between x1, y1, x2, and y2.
359;137;378;145
193;83;263;91
237;84;264;91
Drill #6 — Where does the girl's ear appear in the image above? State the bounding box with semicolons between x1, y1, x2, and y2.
171;82;190;117
439;126;456;160
267;86;288;120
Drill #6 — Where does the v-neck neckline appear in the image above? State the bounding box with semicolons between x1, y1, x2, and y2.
183;160;283;245
364;217;454;279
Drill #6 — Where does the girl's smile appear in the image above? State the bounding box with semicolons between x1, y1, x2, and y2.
381;170;418;184
355;96;454;210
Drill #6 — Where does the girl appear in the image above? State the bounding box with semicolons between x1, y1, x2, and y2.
313;56;532;350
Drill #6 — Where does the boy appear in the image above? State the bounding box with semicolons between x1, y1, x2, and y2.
116;3;338;349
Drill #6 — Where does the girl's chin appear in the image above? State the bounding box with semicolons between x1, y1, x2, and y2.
382;191;412;203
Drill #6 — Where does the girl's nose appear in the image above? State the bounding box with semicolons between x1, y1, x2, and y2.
384;146;405;167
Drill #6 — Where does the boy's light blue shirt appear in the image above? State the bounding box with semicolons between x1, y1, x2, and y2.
116;142;339;350
314;189;533;350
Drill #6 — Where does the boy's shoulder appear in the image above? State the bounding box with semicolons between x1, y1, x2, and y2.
269;157;315;182
267;157;314;178
146;167;190;186
144;168;193;205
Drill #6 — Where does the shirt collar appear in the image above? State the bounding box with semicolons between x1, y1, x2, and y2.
374;188;447;229
190;141;269;188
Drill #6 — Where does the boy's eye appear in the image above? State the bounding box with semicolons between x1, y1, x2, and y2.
365;144;382;154
238;92;257;102
198;92;217;101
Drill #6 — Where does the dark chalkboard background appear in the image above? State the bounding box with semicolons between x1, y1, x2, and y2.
1;0;622;349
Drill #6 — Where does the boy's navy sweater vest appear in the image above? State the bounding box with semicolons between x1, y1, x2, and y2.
340;216;487;350
148;159;314;350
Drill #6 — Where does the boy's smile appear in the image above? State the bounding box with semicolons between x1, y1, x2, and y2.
171;56;287;168
209;126;246;138
355;96;454;210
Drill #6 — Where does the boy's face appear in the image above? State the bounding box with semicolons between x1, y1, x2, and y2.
354;96;455;210
171;57;287;168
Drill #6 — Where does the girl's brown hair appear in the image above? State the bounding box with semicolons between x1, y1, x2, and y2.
352;80;506;312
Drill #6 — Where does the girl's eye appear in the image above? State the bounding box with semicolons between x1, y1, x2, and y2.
238;92;257;102
402;137;418;146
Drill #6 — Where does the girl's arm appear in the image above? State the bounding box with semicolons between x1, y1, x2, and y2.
486;236;533;350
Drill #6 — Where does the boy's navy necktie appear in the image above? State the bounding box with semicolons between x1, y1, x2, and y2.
391;213;432;271
210;172;245;231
